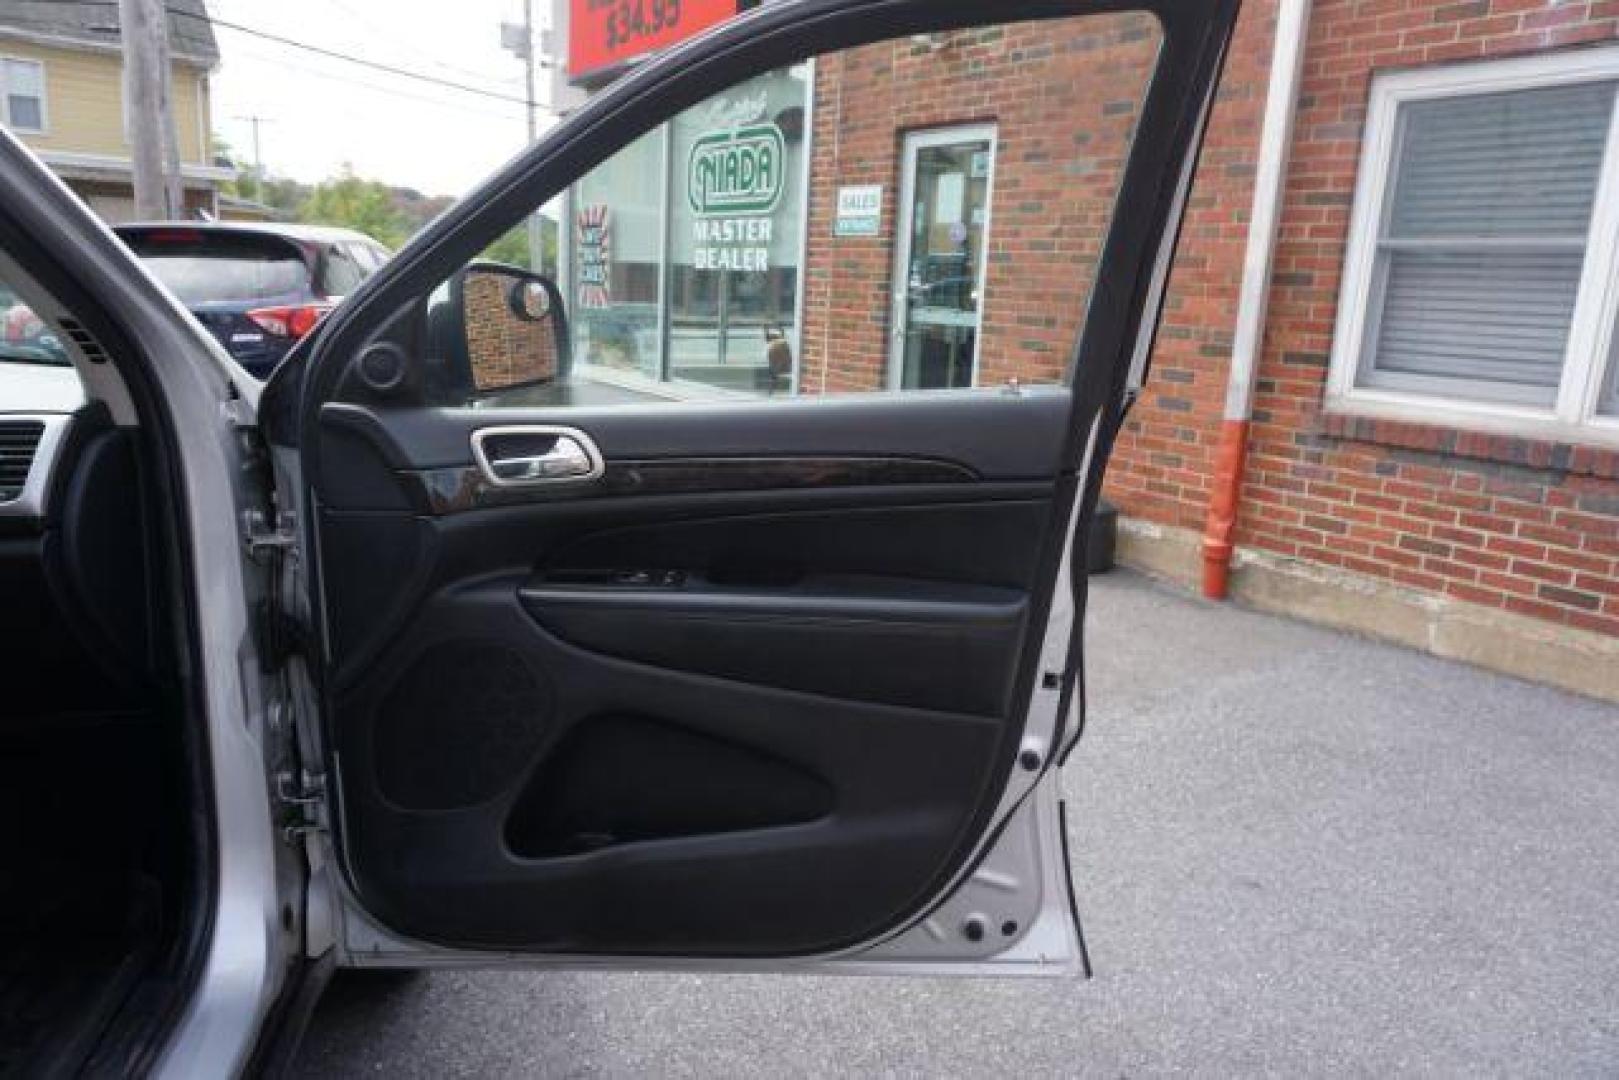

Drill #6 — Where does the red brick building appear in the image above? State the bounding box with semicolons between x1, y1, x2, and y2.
1105;0;1619;700
555;1;1619;701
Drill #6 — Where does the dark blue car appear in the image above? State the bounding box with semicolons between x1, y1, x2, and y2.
115;222;391;379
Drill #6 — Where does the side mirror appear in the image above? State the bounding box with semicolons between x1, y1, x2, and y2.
448;262;571;399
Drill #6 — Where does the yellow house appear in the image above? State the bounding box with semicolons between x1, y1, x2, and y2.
0;0;232;220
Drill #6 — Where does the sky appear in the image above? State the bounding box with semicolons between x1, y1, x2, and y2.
207;0;562;198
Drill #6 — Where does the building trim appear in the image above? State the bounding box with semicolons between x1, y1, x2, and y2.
788;56;815;397
0;25;217;69
1114;516;1619;704
1327;44;1619;447
38;148;235;185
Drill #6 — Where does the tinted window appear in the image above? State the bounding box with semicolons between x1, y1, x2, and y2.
319;245;366;296
353;243;389;273
124;231;312;305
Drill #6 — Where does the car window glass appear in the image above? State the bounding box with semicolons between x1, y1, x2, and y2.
123;231;314;306
408;10;1163;408
0;269;87;413
0;276;71;368
139;253;310;305
354;243;387;275
320;244;366;296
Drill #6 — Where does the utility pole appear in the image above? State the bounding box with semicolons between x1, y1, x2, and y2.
120;0;184;218
503;3;547;273
234;114;273;200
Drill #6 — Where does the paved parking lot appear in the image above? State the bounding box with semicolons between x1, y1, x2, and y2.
295;571;1619;1077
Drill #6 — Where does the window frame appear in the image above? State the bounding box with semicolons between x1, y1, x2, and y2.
887;123;1000;392
1;56;48;135
1327;46;1619;447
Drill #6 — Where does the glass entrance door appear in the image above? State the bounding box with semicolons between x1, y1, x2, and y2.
890;126;996;390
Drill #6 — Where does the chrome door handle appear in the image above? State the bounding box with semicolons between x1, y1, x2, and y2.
471;426;605;487
492;437;591;480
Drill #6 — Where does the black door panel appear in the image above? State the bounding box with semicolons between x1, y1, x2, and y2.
315;394;1060;953
521;573;1029;716
280;0;1240;963
320;386;1072;478
334;575;1007;952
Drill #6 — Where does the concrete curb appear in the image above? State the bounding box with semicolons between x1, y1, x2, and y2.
1115;516;1619;705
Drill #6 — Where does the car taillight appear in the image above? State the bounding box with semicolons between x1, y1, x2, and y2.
246;303;332;339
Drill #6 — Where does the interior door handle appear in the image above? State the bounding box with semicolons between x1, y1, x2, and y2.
471;426;606;487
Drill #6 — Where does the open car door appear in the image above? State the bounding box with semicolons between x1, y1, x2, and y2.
266;0;1236;971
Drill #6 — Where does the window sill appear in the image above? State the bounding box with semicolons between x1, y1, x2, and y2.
1320;392;1619;480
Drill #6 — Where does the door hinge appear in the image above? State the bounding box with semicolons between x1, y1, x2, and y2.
277;767;329;843
243;508;299;564
220;394;256;429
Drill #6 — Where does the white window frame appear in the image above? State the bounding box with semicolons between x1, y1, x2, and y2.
1327;46;1619;447
0;56;48;135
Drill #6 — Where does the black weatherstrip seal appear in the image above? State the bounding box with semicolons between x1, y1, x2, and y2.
0;193;221;1066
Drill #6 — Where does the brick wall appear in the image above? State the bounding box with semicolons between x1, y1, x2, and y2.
799;12;1159;393
1103;0;1279;532
1104;0;1619;636
793;0;1619;641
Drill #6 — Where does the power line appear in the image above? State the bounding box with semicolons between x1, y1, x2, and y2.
224;42;527;121
322;0;525;88
46;0;538;106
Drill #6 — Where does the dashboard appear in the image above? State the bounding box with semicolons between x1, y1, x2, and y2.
0;363;83;521
1;361;160;722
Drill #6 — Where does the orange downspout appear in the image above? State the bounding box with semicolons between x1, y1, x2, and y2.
1202;418;1251;598
1199;0;1309;599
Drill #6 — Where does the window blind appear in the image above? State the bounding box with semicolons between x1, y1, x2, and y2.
1363;80;1617;404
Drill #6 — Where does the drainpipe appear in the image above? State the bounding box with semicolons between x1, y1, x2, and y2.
1202;0;1312;599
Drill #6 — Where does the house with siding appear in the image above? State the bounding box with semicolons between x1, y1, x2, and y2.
0;0;230;220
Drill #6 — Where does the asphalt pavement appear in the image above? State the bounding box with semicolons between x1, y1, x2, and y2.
294;571;1619;1077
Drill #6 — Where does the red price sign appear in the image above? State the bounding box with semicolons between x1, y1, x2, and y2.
569;0;739;84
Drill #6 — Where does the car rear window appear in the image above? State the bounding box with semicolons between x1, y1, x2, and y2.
122;230;312;305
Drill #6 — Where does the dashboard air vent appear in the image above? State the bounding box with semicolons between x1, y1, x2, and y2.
0;422;44;502
56;318;110;364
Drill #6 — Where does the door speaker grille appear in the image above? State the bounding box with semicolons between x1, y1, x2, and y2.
374;641;553;811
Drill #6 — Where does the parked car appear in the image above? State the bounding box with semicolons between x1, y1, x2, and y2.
0;0;1236;1073
114;222;392;379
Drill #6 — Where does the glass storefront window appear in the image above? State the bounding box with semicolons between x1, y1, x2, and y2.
668;66;809;395
569;66;809;397
572;127;666;381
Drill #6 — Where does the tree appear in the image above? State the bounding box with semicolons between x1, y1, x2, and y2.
480;219;559;273
297;166;412;247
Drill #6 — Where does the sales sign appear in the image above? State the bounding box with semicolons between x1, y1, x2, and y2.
834;184;883;237
570;0;740;85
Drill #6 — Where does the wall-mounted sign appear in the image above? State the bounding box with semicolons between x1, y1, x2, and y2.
688;122;786;216
570;0;739;85
834;184;883;237
575;204;612;309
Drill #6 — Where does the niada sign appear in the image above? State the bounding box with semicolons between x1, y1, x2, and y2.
688;123;786;217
